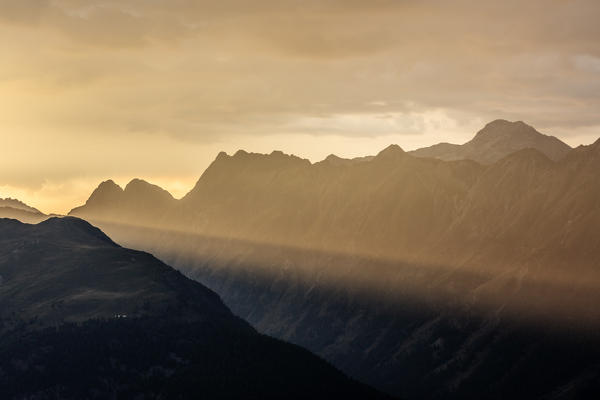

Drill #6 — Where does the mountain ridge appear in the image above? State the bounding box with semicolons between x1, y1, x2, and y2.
70;178;177;228
62;120;600;398
0;198;48;224
0;217;388;399
410;119;572;164
0;198;42;214
68;120;575;223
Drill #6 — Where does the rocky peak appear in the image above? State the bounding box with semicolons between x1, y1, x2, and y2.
375;144;405;160
124;179;174;201
86;180;124;206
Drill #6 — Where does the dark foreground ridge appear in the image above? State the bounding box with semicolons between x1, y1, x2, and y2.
0;217;388;399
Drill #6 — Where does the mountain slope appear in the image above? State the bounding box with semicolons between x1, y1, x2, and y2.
0;217;387;399
0;198;47;224
410;119;571;164
70;179;177;228
66;123;600;398
0;198;42;214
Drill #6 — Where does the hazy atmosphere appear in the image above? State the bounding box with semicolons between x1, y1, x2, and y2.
3;2;600;399
2;0;600;213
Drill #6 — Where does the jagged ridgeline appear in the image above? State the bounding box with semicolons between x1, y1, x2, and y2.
63;120;600;398
410;119;571;163
0;217;388;399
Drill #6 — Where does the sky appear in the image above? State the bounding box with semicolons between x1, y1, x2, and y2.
1;0;600;214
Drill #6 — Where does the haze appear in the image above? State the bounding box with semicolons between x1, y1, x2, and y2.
1;0;600;214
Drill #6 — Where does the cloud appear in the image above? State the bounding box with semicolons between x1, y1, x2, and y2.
1;0;600;212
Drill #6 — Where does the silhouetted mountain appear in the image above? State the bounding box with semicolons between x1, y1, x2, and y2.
375;143;405;159
70;179;177;228
0;217;387;399
410;119;571;163
0;198;47;224
67;121;600;398
0;198;42;214
315;154;374;167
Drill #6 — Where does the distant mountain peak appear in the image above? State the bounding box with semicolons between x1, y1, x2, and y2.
84;180;124;206
234;149;249;157
411;120;571;164
125;178;149;189
124;179;174;200
316;154;376;167
484;119;526;128
324;154;345;163
0;197;43;214
215;151;230;160
316;154;351;167
218;149;310;167
69;176;176;224
375;144;405;160
97;179;123;191
472;119;542;142
0;197;48;224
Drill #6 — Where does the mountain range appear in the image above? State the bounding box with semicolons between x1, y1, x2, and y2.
0;198;48;224
68;178;177;229
0;217;386;399
409;119;572;163
61;120;600;398
2;120;596;398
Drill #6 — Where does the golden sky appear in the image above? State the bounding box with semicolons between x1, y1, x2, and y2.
1;0;600;214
